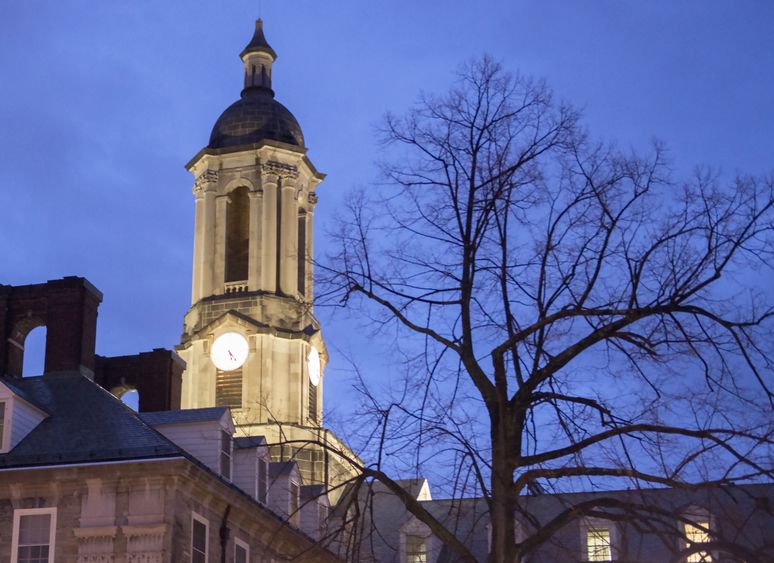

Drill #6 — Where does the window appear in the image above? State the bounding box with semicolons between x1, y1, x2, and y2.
0;401;6;451
586;527;612;561
11;507;56;563
216;369;242;408
192;513;208;563
319;502;330;536
685;522;712;562
225;186;249;283
308;382;318;423
289;481;300;526
234;538;249;563
405;534;427;563
220;431;232;480
257;457;268;504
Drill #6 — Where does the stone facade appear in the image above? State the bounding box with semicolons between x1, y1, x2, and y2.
0;459;338;563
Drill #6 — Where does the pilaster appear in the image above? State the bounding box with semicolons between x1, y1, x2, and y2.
248;189;263;292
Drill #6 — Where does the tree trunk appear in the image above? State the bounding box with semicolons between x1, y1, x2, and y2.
489;404;517;563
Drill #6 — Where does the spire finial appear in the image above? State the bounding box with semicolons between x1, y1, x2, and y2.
240;19;276;96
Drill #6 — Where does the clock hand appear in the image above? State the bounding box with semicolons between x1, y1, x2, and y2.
228;350;236;361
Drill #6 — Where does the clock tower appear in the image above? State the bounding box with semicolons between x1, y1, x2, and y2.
177;20;356;487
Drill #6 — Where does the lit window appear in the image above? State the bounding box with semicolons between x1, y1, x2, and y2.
685;522;712;562
257;457;268;504
586;527;612;561
289;482;300;526
234;538;249;563
11;508;56;563
220;431;232;480
192;513;208;563
405;534;427;563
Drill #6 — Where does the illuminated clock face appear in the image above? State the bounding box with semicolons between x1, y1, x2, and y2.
211;332;249;371
307;346;321;387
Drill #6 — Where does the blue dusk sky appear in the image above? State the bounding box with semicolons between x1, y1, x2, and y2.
1;1;772;422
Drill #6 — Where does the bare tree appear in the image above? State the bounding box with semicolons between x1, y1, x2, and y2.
318;57;774;563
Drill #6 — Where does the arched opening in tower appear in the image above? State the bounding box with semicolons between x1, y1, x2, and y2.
21;325;47;377
225;186;250;283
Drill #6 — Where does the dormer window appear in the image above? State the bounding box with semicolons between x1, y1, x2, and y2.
405;534;428;563
220;430;233;480
684;521;712;562
257;457;268;504
289;481;300;526
586;527;612;561
0;401;6;451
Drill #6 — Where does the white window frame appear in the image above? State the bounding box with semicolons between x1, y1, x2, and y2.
256;455;268;504
0;400;9;453
191;512;209;563
289;480;300;526
234;537;250;563
220;430;233;481
11;507;57;563
680;508;713;563
580;517;617;562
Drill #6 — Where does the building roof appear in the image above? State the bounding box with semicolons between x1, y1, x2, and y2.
208;90;305;150
139;407;229;426
270;460;299;479
235;435;267;449
0;372;181;469
240;19;277;60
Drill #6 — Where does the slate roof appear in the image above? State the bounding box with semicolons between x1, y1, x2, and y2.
270;460;299;479
235;435;267;449
0;372;181;469
139;407;228;426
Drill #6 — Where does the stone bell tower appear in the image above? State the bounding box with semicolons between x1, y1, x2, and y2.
177;21;356;486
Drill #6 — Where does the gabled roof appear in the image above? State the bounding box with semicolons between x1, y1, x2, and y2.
270;460;299;479
0;372;181;468
0;377;47;412
235;435;267;449
139;407;229;426
301;484;327;501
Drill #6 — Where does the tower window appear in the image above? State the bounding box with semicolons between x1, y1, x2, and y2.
216;369;243;409
297;210;307;297
225;186;250;283
308;382;318;423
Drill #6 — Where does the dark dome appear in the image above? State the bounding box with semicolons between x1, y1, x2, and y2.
208;89;304;149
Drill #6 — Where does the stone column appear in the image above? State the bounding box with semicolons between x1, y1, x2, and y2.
261;174;279;293
248;189;263;292
195;171;219;301
280;181;298;296
306;191;318;304
191;189;205;304
214;194;228;294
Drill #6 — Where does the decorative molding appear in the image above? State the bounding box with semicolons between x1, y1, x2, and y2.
125;523;167;563
193;170;220;194
307;192;318;205
261;160;299;179
75;527;117;563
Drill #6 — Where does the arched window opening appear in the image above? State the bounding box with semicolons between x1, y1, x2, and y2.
297;210;307;297
21;325;47;377
225;186;250;283
112;386;140;411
